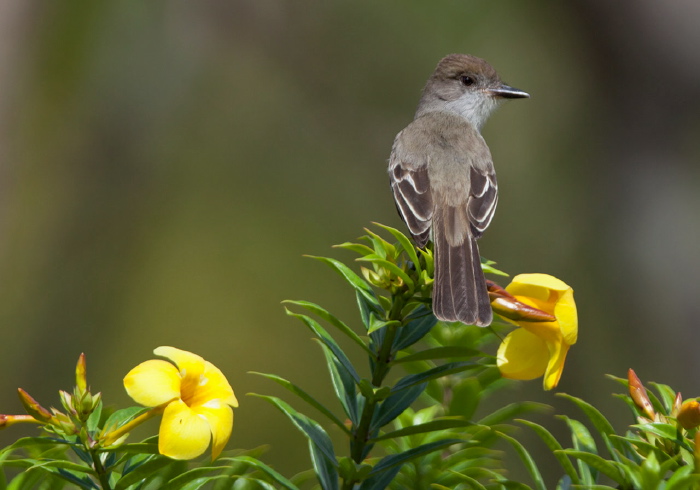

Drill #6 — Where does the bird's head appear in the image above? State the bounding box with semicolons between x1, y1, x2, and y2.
416;54;529;130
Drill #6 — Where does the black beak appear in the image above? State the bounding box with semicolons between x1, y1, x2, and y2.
489;84;530;99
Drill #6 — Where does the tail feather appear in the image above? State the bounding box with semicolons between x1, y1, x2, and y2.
432;213;492;326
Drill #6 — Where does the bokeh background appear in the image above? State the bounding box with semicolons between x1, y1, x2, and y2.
1;0;699;485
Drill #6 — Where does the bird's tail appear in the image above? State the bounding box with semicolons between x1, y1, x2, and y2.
432;211;493;327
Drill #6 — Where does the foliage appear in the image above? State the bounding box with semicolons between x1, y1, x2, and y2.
2;223;698;489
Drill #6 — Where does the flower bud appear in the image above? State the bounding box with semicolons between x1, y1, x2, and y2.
487;281;556;323
0;414;40;429
17;388;53;423
76;353;87;393
627;369;655;420
677;400;700;430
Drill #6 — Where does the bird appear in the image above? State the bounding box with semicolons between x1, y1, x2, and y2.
388;54;529;326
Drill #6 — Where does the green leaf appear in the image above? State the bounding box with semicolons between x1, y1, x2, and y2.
558;450;626;485
357;465;402;490
285;309;360;384
309;439;339;490
557;393;626;458
490;429;546;490
0;437;74;456
366;314;401;335
334;242;376;257
372;223;421;274
447;470;488;490
115;456;175;490
632;422;694;452
480;258;508;277
227;456;299;490
499;481;534;489
392;362;480;393
86;400;102;433
251;395;338;469
371;417;472;442
371;383;426;431
666;465;700;490
250;371;350;435
517;419;580;485
101;406;151;433
319;343;359;425
649;382;677;413
447;376;481;420
393;346;481;364
558;416;597;486
283;300;372;355
307;255;380;308
368;439;462;476
392;308;438;351
160;468;226;490
609;434;665;463
477;402;550;426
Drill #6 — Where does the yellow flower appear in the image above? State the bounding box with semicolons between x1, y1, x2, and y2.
123;346;238;460
496;274;577;390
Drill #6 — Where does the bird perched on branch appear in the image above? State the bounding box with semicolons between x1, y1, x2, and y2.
388;54;529;326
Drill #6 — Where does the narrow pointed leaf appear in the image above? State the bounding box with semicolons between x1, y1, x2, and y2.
334;242;376;256
357;465;402;490
371;417;472;442
392;308;438;351
557;393;624;457
225;456;299;490
393;346;481;364
517;419;580;484
558;416;597;485
250;371;350;435
250;395;338;468
447;470;488;490
309;439;339;490
478;402;550;426
319;343;359;425
649;382;676;413
285;310;360;384
392;362;480;393
115;457;176;490
632;422;693;452
283;300;372;355
367;314;401;335
373;223;421;274
369;439;462;476
558;450;626;485
490;429;546;490
371;383;426;431
307;255;380;308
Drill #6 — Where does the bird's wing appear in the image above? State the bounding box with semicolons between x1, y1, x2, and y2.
389;127;433;248
467;165;498;239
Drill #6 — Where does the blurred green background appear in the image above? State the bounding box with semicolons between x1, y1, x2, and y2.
1;0;699;485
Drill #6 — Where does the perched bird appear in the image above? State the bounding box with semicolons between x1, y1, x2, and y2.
388;54;529;326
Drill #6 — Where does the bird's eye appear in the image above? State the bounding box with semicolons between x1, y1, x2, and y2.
459;75;475;86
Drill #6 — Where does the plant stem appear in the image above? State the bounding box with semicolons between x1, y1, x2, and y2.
349;294;406;467
90;448;112;490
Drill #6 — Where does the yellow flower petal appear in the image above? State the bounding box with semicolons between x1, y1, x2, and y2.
159;399;211;460
510;273;571;293
543;340;571;391
154;346;206;378
497;329;549;380
124;360;181;407
194;400;233;460
554;287;577;345
200;361;238;408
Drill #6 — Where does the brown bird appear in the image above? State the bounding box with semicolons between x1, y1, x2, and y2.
388;54;529;326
